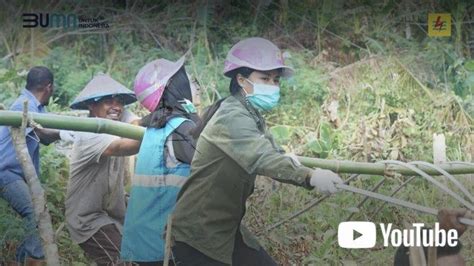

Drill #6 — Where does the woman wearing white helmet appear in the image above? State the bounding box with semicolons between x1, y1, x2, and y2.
120;57;200;265
170;37;343;265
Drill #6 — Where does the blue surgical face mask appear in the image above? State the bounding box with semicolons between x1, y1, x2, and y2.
243;79;280;111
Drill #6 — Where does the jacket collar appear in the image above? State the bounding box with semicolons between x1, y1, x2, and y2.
232;91;266;133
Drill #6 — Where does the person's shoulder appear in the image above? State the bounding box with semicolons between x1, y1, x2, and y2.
206;100;255;137
10;94;39;112
71;132;119;159
215;96;251;121
175;119;195;133
220;96;241;109
75;132;117;143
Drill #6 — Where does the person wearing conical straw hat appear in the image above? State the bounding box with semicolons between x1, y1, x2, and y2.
120;56;200;265
170;37;343;265
65;73;141;265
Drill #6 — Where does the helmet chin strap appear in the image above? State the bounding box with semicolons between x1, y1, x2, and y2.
238;78;253;96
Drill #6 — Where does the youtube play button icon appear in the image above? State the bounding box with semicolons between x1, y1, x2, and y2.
338;221;376;248
352;228;363;240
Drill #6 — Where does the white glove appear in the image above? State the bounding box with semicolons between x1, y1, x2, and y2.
310;168;343;194
285;153;301;166
59;130;76;144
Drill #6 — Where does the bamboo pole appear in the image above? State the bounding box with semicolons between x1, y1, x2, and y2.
9;104;60;265
1;110;473;176
297;156;474;176
0;110;144;140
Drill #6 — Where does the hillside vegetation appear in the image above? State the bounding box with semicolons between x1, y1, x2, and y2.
0;1;472;264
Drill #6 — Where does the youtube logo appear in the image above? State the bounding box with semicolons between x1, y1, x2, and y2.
338;221;376;249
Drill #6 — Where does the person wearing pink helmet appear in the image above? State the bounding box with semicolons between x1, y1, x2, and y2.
120;57;200;265
170;37;343;265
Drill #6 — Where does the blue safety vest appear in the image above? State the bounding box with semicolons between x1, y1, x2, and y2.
121;117;190;262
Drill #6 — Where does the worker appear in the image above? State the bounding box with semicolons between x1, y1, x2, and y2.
170;37;343;265
65;74;140;265
120;56;200;265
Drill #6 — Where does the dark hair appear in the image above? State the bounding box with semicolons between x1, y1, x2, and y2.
26;66;53;92
141;66;197;128
228;67;253;95
162;66;192;108
191;67;254;138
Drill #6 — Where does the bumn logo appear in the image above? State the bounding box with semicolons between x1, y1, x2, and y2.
22;13;77;28
338;221;377;249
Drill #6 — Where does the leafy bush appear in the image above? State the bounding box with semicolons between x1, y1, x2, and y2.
0;1;472;264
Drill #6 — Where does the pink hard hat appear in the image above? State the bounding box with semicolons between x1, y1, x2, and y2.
223;37;294;78
134;56;185;112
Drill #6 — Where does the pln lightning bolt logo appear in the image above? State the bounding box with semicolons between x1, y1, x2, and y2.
433;16;446;31
428;13;450;37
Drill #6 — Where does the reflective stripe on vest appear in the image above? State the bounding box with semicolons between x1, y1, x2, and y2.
132;174;188;187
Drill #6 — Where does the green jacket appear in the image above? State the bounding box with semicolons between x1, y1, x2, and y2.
171;94;313;264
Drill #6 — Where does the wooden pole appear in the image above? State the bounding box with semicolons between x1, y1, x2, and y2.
10;102;60;265
427;246;437;266
163;215;173;266
405;221;426;266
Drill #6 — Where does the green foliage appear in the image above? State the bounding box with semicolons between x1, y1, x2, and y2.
0;67;27;107
39;145;68;219
0;200;24;260
0;144;88;263
39;145;90;264
269;125;293;144
0;0;472;264
283;52;328;105
306;122;338;159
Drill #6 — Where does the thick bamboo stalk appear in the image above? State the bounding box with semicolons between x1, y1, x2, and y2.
297;157;474;176
9;105;60;265
1;111;473;176
0;110;144;140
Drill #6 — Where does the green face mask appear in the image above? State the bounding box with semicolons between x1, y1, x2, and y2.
179;99;197;113
244;79;281;111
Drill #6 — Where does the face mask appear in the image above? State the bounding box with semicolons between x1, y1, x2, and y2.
178;98;197;113
244;79;280;111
